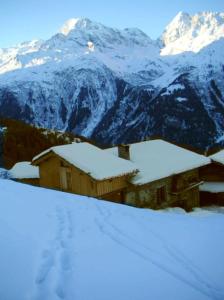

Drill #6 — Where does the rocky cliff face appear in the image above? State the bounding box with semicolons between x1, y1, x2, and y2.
0;12;224;150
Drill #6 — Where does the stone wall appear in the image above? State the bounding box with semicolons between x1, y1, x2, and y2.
125;169;200;210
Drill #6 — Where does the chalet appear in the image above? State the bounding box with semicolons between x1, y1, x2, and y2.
106;140;210;210
32;139;210;210
199;150;224;205
32;142;138;202
9;161;40;186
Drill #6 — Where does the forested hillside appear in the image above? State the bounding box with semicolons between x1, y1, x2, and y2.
0;118;77;168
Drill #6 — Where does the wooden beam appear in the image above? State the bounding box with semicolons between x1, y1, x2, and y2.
170;181;204;195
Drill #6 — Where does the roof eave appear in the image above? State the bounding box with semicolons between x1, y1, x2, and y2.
93;169;139;182
131;161;210;186
32;150;54;166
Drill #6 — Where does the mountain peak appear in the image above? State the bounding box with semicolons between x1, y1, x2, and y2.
161;11;224;55
173;11;191;21
54;17;155;52
60;18;80;35
162;11;191;45
59;17;95;35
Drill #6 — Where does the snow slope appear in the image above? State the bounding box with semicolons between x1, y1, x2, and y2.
0;179;224;300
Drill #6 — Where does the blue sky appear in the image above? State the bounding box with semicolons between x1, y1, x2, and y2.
1;0;224;48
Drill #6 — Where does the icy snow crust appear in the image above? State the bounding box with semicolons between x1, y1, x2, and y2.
33;142;138;180
9;161;39;179
106;140;210;185
0;179;224;300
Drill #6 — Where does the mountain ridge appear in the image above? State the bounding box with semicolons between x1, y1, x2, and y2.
0;11;224;150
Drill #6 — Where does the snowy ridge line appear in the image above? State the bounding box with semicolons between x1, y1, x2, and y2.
0;12;223;151
0;12;224;78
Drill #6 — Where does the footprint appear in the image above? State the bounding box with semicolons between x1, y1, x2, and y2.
55;284;65;299
35;207;75;299
60;250;71;272
35;250;54;284
66;210;73;239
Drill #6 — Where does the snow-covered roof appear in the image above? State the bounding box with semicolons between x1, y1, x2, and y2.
10;161;40;179
105;140;210;185
210;150;224;165
33;142;138;181
200;182;224;193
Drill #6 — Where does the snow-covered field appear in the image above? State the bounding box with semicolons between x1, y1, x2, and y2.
0;179;224;300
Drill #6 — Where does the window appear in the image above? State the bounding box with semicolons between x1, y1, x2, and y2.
157;186;167;205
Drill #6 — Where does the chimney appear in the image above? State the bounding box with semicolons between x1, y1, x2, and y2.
118;144;130;160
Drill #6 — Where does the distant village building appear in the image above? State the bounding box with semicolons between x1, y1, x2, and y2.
200;150;224;205
32;139;210;210
9;161;40;186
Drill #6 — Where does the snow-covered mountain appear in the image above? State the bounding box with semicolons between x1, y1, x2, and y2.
0;12;224;150
161;11;224;55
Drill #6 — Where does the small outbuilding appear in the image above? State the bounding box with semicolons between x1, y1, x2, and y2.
9;161;40;186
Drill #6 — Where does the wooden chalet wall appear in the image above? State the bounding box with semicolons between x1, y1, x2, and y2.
38;153;129;199
39;155;61;190
125;169;200;211
199;162;224;206
97;177;128;197
199;163;224;182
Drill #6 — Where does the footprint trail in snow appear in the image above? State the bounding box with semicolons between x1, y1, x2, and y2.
34;207;75;300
